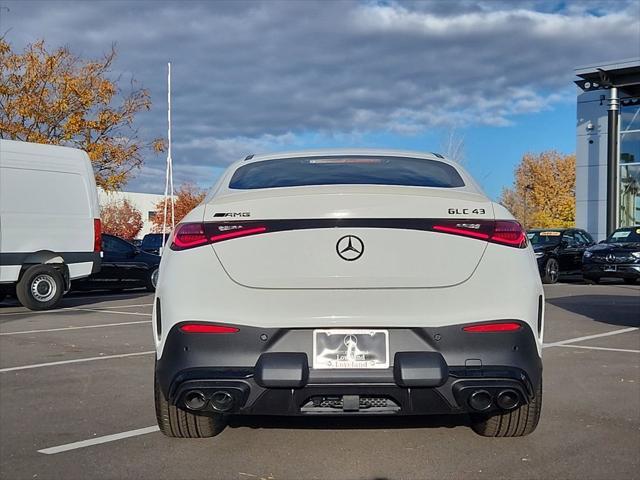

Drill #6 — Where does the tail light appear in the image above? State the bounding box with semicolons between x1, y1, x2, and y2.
93;219;102;252
463;322;522;332
432;220;527;248
180;323;239;334
171;222;268;251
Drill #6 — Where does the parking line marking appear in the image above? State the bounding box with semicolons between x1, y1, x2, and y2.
543;327;638;348
38;426;160;455
557;344;640;354
0;320;151;336
0;305;152;317
0;350;154;373
68;308;151;317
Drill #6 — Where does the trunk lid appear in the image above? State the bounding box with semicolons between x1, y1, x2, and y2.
204;186;494;289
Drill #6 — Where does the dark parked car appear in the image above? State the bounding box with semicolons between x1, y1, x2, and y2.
527;228;595;283
583;226;640;284
73;234;160;292
141;233;171;255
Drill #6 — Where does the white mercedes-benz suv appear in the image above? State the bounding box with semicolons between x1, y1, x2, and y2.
153;150;544;438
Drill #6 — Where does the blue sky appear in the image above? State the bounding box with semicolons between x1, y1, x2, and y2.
2;0;638;199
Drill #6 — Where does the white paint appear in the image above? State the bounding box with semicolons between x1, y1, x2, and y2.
0;350;154;373
38;426;160;455
543;327;638;348
0;320;151;336
557;344;640;354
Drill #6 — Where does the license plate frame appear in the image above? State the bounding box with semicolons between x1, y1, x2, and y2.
603;265;617;272
313;329;389;369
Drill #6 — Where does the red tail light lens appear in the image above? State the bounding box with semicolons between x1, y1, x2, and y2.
170;222;268;250
171;223;208;250
433;224;490;240
180;323;239;334
93;219;102;252
490;221;527;248
463;322;522;332
431;220;527;248
210;226;267;243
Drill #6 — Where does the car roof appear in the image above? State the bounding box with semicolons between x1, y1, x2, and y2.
241;148;449;165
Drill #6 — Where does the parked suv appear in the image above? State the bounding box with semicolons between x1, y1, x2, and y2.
154;150;544;439
73;234;160;292
527;228;595;283
583;226;640;284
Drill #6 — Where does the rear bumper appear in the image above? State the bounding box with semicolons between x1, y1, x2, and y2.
156;322;542;416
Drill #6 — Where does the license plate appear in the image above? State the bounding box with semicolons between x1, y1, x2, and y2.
603;265;617;272
313;329;389;369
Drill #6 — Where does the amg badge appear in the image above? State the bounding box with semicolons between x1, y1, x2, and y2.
213;212;250;217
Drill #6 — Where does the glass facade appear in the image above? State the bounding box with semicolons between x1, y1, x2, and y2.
620;100;640;226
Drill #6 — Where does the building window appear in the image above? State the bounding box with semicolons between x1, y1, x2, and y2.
148;211;157;221
620;99;640;226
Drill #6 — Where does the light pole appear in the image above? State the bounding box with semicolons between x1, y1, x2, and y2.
523;184;533;229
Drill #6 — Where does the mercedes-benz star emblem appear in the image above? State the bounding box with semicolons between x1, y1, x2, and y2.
336;235;364;261
606;253;616;263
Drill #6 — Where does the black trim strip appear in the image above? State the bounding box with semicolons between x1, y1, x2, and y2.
205;218;490;235
0;251;100;266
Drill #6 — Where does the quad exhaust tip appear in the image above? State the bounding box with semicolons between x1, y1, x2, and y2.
184;391;207;411
210;391;235;412
496;389;520;410
468;389;492;411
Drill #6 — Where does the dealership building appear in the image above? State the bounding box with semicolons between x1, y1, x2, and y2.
575;58;640;240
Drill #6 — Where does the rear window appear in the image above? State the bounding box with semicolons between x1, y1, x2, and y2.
228;156;465;190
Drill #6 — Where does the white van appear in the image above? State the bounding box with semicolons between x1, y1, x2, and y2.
0;140;102;310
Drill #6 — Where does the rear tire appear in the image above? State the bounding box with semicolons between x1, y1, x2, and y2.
471;381;542;437
541;258;559;284
154;374;226;438
16;265;64;311
146;267;159;293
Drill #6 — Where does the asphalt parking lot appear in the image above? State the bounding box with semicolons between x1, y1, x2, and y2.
0;283;638;480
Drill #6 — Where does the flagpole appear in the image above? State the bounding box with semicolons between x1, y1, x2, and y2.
162;62;174;251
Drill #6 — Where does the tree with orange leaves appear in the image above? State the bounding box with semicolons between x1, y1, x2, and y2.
151;183;206;232
101;198;144;241
500;151;575;229
0;38;164;190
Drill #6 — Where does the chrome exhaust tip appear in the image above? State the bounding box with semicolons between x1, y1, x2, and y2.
468;389;492;411
496;389;520;410
210;391;235;412
183;390;207;410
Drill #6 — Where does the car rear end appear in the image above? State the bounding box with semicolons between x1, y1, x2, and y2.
153;151;544;437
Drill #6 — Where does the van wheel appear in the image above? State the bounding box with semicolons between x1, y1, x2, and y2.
146;267;159;292
154;374;226;438
16;265;64;311
471;381;542;437
541;258;559;284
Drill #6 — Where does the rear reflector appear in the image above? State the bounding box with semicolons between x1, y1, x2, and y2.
463;322;522;333
93;219;102;252
180;324;239;334
171;222;268;250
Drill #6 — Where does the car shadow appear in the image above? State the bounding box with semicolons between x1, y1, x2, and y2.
546;294;640;328
227;413;470;431
0;289;152;311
